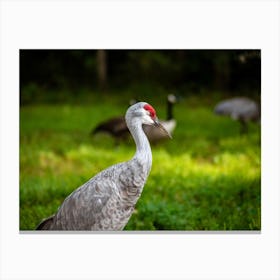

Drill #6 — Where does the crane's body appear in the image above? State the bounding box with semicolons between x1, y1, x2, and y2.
36;102;169;231
38;157;151;230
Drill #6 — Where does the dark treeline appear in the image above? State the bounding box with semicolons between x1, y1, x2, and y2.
20;50;260;104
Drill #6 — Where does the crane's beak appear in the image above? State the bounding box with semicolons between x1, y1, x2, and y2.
153;118;172;139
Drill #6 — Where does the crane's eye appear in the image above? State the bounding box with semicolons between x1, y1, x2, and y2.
144;104;156;119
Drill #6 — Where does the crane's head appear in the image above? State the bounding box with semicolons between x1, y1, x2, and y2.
126;102;172;138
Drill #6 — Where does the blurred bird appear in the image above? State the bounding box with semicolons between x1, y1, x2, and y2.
214;97;260;133
36;102;171;230
90;99;137;139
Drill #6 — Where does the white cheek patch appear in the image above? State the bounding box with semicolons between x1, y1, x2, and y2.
142;114;154;125
135;107;154;125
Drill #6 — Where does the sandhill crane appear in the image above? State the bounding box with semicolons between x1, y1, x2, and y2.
214;97;260;133
91;95;177;142
36;102;170;231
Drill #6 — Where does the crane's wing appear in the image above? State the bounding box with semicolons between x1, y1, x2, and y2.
52;168;119;230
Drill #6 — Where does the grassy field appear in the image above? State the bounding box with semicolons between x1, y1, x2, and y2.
20;94;261;230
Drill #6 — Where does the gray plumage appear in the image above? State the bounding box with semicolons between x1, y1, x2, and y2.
36;102;169;231
214;97;260;133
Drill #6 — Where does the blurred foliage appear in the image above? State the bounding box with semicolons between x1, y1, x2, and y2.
20;94;261;230
20;50;261;105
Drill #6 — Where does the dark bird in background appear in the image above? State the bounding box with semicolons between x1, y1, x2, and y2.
92;116;128;138
91;95;178;142
90;99;137;139
214;97;260;134
36;102;171;231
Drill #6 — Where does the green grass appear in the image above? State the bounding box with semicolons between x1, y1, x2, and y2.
20;95;261;230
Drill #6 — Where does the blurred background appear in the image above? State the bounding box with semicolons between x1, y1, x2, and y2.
20;49;261;230
20;50;261;104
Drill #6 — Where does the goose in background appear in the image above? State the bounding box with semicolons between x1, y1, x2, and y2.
90;99;137;139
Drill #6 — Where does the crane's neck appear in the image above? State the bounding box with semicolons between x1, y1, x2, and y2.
127;119;152;173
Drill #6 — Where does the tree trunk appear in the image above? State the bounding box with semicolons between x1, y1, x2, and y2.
97;50;107;91
213;52;230;92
